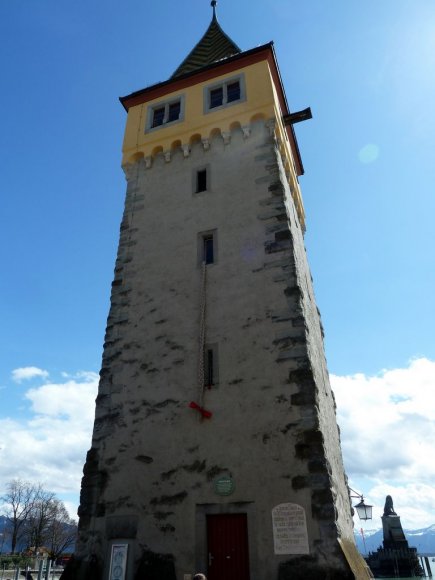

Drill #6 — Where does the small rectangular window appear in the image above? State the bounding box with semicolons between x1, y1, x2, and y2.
146;96;184;132
204;75;245;114
198;229;217;266
210;87;224;109
203;235;214;265
196;169;207;193
227;81;240;103
168;101;181;122
152;107;165;128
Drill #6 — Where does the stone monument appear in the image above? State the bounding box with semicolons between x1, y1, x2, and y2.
365;496;424;577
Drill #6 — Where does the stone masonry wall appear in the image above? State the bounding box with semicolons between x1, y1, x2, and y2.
70;118;359;580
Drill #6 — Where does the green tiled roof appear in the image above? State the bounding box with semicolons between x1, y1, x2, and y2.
171;12;241;79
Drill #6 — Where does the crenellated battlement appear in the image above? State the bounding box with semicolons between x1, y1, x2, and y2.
122;115;306;231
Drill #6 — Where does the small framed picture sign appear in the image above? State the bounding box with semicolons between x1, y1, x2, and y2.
109;543;128;580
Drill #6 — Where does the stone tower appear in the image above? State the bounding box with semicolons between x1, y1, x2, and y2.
69;6;371;580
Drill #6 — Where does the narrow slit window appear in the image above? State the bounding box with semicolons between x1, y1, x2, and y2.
204;344;218;387
203;235;214;265
205;348;214;387
196;169;207;193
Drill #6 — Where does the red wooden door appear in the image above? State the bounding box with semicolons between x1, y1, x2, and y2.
207;513;250;580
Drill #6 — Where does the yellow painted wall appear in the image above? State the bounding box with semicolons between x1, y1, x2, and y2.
121;60;277;165
121;58;305;228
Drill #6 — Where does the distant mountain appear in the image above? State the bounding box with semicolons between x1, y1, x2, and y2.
0;515;12;552
0;514;29;553
354;524;435;556
0;515;76;554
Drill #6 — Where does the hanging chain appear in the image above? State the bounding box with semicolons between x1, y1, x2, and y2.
197;261;207;407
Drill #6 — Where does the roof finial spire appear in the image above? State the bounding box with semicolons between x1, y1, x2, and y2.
211;0;217;20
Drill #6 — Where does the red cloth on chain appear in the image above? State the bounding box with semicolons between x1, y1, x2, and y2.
189;401;212;419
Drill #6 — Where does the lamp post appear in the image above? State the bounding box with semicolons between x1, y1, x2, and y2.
349;487;373;521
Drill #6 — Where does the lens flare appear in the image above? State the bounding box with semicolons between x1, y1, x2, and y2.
358;144;380;164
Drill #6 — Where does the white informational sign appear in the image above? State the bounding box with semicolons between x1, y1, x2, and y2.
272;503;309;555
109;543;129;580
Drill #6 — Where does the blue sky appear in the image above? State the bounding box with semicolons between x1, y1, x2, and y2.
1;0;434;531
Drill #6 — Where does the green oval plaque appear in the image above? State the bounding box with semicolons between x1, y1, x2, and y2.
214;476;235;496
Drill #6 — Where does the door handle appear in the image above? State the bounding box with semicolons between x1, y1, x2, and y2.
208;552;214;566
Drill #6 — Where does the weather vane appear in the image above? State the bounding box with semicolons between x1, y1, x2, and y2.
211;0;217;18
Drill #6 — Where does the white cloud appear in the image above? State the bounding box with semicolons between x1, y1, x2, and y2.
12;366;49;383
25;375;98;422
2;360;434;530
366;482;435;531
0;371;98;504
332;357;435;530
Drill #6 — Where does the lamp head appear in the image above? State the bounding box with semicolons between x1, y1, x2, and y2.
354;498;373;521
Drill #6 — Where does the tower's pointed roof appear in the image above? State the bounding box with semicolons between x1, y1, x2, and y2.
171;2;241;79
